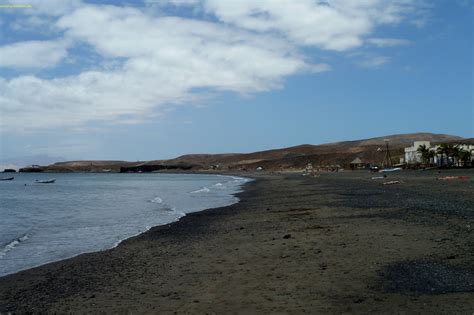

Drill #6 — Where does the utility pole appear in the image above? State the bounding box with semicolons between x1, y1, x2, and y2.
383;139;392;168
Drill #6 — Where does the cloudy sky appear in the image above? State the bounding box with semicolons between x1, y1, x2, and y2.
0;0;472;161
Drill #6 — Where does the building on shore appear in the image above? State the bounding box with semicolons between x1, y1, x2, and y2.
404;141;431;164
404;141;474;166
349;157;365;170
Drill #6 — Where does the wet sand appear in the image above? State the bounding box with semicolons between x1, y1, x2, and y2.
0;170;473;313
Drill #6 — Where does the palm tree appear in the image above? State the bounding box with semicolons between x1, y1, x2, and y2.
451;145;461;167
436;144;454;167
416;144;431;166
427;150;435;166
458;149;472;167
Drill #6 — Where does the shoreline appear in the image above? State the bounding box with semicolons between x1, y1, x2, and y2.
0;173;252;278
1;170;473;313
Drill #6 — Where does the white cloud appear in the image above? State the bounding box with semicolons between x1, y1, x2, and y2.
0;0;425;132
367;37;412;47
9;15;54;32
0;40;69;68
175;0;423;51
201;0;368;51
357;55;390;68
0;5;322;131
145;0;199;6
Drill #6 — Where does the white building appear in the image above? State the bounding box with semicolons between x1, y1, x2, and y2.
432;143;474;166
404;141;431;164
405;141;474;166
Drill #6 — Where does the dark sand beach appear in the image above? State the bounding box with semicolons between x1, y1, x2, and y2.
1;170;473;313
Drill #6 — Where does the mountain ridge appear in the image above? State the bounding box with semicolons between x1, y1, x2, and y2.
13;133;471;172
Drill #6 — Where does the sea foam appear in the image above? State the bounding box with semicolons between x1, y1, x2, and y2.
0;234;29;258
150;196;163;204
190;187;210;193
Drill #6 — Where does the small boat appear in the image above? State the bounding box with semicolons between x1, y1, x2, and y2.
379;167;402;173
35;179;56;184
0;177;14;181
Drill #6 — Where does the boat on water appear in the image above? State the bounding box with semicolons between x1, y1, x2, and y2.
0;177;14;181
35;179;56;184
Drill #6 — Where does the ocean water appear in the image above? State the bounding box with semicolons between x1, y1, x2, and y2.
0;173;250;277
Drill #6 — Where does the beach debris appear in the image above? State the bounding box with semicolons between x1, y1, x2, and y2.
283;234;292;239
383;180;401;185
437;176;469;181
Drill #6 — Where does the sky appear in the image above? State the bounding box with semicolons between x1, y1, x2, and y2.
0;0;472;161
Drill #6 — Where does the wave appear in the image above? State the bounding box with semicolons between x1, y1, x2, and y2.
111;209;187;248
230;176;249;183
192;176;250;194
0;234;29;258
190;187;210;194
213;182;226;189
149;196;163;204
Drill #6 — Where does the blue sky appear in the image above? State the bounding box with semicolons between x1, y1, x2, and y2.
0;0;472;161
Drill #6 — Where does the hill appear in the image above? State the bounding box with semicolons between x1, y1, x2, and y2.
29;132;465;173
140;132;463;171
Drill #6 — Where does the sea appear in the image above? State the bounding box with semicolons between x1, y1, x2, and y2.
0;173;250;277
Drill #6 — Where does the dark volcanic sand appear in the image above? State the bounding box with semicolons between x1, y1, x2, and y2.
0;170;473;313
